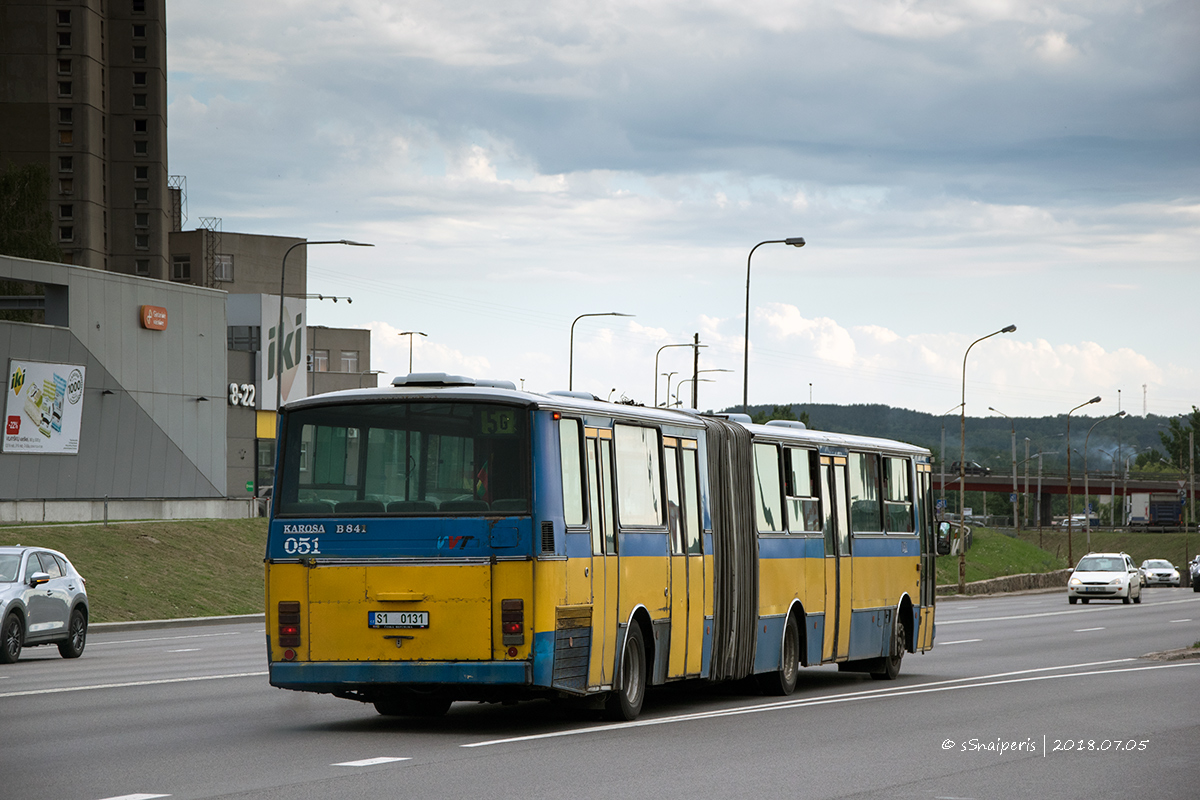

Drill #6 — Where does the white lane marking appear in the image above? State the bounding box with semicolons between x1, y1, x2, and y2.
167;649;201;653
1169;619;1192;623
462;660;1199;748
89;631;250;647
96;794;171;800
333;757;410;767
1074;627;1105;632
937;639;982;645
939;595;1200;625
0;671;267;699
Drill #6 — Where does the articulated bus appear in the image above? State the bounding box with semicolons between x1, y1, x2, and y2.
265;373;948;720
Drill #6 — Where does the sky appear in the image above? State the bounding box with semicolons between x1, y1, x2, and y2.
165;0;1199;419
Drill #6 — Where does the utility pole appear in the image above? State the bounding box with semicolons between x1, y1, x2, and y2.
692;332;700;409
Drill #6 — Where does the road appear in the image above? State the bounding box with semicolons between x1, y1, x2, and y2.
2;589;1197;800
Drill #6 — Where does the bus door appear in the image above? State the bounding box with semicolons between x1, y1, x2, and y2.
586;430;618;687
663;439;691;679
821;453;852;661
680;441;705;676
916;463;936;651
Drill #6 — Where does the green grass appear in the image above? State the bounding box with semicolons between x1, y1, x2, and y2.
0;519;266;622
936;527;1069;586
1014;529;1197;571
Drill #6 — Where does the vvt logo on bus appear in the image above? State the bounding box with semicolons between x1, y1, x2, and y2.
438;535;474;550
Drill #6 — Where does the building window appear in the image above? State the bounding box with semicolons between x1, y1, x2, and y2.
59;156;73;172
59;107;73;124
57;10;71;24
135;234;149;249
171;254;191;281
132;0;146;13
132;94;147;109
59;226;74;242
135;259;149;276
59;204;73;220
58;130;73;145
134;118;147;133
59;179;73;195
133;71;146;86
135;187;148;203
213;254;234;282
340;350;359;373
57;32;71;48
58;81;72;97
312;350;329;372
132;23;146;38
135;212;149;227
134;165;148;181
227;326;261;352
133;45;147;61
134;140;148;155
57;59;71;75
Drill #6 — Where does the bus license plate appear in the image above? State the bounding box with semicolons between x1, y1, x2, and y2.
369;611;429;629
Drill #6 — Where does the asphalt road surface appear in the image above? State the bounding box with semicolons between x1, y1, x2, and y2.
2;588;1197;800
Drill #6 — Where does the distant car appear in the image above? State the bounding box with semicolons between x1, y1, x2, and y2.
0;546;89;663
951;461;991;476
1055;514;1098;528
1190;556;1200;592
1139;559;1180;587
1067;552;1142;605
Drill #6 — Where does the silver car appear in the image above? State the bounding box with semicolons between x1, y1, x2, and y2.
1139;559;1180;587
0;546;89;663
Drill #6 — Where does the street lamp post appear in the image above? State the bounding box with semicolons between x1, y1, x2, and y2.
569;312;634;391
276;239;373;416
690;367;733;408
742;237;805;413
398;331;427;374
1066;395;1102;566
957;324;1016;594
940;403;963;509
654;342;706;407
989;406;1019;531
661;371;678;406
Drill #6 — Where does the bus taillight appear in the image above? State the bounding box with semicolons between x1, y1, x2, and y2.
278;601;301;649
501;598;524;646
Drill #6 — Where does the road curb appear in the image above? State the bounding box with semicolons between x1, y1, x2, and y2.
91;613;264;632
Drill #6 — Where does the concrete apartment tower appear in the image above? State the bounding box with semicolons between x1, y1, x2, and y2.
0;0;172;278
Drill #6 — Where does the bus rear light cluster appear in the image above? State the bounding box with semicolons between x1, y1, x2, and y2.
501;598;524;646
278;601;301;649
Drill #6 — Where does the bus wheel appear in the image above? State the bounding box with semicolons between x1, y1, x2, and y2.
758;615;799;696
605;624;646;721
374;691;452;718
870;617;906;681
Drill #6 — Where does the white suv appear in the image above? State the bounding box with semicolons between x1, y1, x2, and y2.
1067;552;1143;605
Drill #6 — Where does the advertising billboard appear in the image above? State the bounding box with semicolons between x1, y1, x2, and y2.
4;360;86;454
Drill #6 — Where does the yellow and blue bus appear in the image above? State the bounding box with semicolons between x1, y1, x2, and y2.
265;373;946;720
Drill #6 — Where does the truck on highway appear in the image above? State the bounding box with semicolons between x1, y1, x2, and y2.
1125;492;1182;527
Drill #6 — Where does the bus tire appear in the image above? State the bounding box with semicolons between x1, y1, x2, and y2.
373;691;452;718
757;614;799;696
605;624;646;721
870;617;906;681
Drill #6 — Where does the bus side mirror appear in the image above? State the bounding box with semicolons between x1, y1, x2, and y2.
936;522;952;556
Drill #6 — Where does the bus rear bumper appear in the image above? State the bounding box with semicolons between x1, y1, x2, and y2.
269;660;533;691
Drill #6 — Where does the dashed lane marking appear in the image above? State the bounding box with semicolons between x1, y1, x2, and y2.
333;757;411;767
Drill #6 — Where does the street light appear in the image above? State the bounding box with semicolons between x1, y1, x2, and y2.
674;377;714;407
690;367;734;408
988;406;1019;531
1083;411;1126;548
743;237;805;413
569;312;634;391
654;342;706;406
661;371;678;406
957;324;1016;593
939;403;964;508
276;239;374;416
1065;395;1102;566
397;331;427;374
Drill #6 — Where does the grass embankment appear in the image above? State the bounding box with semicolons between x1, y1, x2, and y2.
1015;529;1196;571
935;527;1067;586
0;519;266;622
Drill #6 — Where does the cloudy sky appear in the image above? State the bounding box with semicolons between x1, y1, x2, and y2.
166;0;1198;419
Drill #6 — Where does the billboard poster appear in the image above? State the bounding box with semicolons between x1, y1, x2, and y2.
4;360;86;454
258;294;307;411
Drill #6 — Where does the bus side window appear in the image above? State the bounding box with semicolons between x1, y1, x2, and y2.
883;457;914;533
785;447;820;533
848;452;882;532
559;418;586;527
753;442;784;533
587;438;604;554
681;445;702;554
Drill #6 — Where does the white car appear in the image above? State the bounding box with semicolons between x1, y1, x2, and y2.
1067;552;1143;605
1139;559;1180;587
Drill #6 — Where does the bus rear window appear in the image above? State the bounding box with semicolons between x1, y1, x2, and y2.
276;402;529;516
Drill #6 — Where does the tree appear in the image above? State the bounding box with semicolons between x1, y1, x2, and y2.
0;162;62;262
1157;406;1200;468
751;404;811;428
